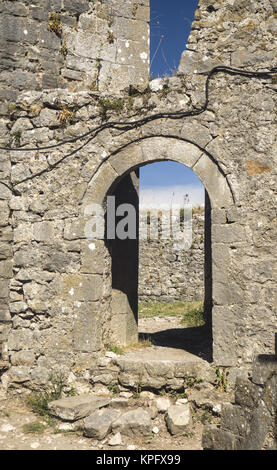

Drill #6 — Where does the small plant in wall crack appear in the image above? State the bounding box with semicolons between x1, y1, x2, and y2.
25;373;67;418
183;374;203;389
106;343;124;355
58;106;76;127
199;410;213;425
132;2;139;17
48;12;62;37
214;366;229;392
60;41;68;58
133;374;143;399
107;381;120;395
98;98;125;120
107;30;115;44
169;388;188;400
11;130;22;147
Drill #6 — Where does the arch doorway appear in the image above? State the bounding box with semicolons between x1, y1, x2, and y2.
82;136;235;366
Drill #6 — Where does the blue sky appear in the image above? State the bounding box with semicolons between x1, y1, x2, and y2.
139;0;203;208
150;0;200;78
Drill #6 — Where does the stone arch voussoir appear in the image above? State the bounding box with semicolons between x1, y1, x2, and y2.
82;136;235;210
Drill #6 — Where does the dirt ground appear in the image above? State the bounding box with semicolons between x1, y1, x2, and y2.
0;315;219;451
0;396;204;451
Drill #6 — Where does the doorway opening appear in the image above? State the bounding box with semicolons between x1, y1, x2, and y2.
106;160;212;363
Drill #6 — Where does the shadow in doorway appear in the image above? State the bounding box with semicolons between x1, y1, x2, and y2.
139;323;212;362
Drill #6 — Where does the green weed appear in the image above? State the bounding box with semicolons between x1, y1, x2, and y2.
107;382;120;395
48;12;62;37
26;373;66;417
215;366;229;392
22;421;47;435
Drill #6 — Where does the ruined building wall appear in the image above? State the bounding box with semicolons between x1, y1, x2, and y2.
0;0;276;393
0;0;150;389
0;0;150;101
202;354;277;450
138;214;205;303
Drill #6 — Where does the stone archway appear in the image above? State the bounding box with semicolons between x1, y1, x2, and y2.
80;136;237;366
83;136;234;208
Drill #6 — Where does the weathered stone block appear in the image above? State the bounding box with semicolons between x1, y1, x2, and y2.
234;377;262;409
63;0;89;14
0;302;11;323
33;221;55;242
221;403;251;437
202;425;237;450
7;330;34;352
155;397;172;413
0;183;12;201
0;280;9;299
48;395;111;421
64;218;87;241
72;301;102;352
83;163;118;207
211;209;227;225
30;6;48;21
10;350;35;367
213;281;243;305
212;224;245;244
0;242;12;260
145;361;174;379
0;16;23;43
112;409;151;436
39;24;61;51
2;2;28;17
8;365;30;384
165;404;192;435
62;274;103;302
244;401;272;450
252;355;277;386
0;260;13;279
10;301;28;314
212;305;237;366
193;155;233;208
80;240;105;274
109;144;144;176
83;409;120;439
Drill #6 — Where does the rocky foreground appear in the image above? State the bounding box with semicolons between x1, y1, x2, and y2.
0;381;233;450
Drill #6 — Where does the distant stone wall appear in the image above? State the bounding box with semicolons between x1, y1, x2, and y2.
138;214;205;303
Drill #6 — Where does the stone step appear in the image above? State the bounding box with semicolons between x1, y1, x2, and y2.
91;352;216;391
48;394;111;421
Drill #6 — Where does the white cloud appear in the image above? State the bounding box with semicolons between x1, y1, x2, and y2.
139;185;205;210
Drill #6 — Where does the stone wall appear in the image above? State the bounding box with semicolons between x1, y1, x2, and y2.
202;353;277;450
0;0;276;394
0;0;150;104
138;213;205;303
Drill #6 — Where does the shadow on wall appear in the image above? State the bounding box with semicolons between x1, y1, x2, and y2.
105;171;140;346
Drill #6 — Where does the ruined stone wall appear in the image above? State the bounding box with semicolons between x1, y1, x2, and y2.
138;214;205;303
0;0;150;389
0;0;150;103
0;0;276;394
202;354;277;450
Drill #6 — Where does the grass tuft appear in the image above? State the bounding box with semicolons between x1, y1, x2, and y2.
139;300;205;327
22;421;47;435
26;373;66;417
181;302;205;327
